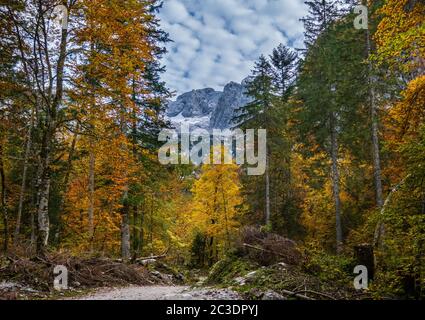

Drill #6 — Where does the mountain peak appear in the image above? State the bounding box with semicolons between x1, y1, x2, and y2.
166;80;251;130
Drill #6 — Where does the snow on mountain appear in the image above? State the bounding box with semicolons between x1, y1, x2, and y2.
166;79;251;131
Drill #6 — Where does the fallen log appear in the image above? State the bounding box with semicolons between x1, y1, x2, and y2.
135;254;167;264
280;289;315;300
294;289;336;300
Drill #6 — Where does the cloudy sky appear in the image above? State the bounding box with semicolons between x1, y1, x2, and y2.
159;0;308;95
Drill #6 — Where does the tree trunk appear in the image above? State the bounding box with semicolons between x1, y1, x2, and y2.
265;154;271;226
35;18;69;254
36;150;51;254
366;28;384;209
121;189;131;261
0;143;8;252
14;109;34;244
374;174;411;248
88;149;95;240
221;186;231;249
36;127;52;254
132;205;139;259
330;113;343;253
30;209;36;248
137;202;145;257
36;177;50;253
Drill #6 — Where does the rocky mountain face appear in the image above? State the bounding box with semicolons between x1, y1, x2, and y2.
166;79;251;130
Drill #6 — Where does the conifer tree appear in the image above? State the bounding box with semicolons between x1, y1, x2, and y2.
300;0;342;48
296;16;370;253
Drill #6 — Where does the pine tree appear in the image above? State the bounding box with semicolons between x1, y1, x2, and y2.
270;44;298;99
235;55;273;128
300;0;342;48
233;55;273;226
296;16;370;253
269;45;299;235
234;47;299;232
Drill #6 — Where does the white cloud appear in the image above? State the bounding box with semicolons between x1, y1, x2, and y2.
159;0;307;95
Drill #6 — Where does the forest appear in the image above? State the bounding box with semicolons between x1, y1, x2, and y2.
0;0;424;300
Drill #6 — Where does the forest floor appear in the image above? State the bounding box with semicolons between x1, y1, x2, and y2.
73;285;241;300
0;229;372;300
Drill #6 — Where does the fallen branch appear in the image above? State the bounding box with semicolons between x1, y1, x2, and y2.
280;289;315;300
374;174;412;248
242;243;287;259
135;254;167;263
294;289;336;300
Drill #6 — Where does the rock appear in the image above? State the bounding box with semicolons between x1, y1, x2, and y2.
210;81;251;130
167;88;221;118
245;271;258;279
0;281;21;290
196;276;207;286
262;290;287;300
150;271;173;283
166;80;252;131
233;277;246;286
139;258;156;266
233;270;258;286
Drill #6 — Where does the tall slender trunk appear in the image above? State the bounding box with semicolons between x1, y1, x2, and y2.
220;185;231;249
138;203;145;257
0;143;8;252
366;29;384;209
14;109;34;244
36;21;69;254
30;208;36;247
132;204;139;259
366;27;385;250
88;148;95;240
149;196;154;255
265;154;271;226
36;127;52;253
121;188;131;261
330;113;343;253
36;149;51;253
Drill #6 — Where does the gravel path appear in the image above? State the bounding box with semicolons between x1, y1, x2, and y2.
76;285;241;300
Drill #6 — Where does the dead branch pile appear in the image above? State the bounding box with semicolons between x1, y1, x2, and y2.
237;227;303;266
0;252;161;293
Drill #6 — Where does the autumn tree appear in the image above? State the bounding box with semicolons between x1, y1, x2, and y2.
191;152;244;266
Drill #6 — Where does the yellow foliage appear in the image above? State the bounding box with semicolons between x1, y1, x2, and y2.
190;150;244;255
374;0;425;74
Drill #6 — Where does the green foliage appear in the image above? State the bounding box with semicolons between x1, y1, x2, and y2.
302;244;354;286
189;232;207;268
206;256;258;286
372;126;425;298
296;16;370;155
234;45;301;235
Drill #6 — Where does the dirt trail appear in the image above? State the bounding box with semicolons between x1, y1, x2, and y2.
76;285;241;300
